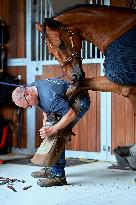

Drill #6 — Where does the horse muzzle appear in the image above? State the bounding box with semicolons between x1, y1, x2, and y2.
71;65;85;83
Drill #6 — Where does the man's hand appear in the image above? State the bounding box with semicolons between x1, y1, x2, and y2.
40;108;76;139
39;126;57;139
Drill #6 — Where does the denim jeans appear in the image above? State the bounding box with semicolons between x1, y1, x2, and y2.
51;94;90;177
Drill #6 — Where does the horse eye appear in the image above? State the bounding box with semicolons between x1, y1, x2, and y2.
59;40;66;50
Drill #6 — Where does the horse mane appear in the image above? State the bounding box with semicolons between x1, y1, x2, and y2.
53;3;135;17
42;3;136;35
53;4;105;17
43;5;97;31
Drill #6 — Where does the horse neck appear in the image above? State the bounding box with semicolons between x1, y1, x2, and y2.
56;6;136;53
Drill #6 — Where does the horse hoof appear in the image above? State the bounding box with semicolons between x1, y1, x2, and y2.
72;73;79;82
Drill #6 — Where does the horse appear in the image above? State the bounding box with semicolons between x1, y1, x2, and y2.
36;4;136;114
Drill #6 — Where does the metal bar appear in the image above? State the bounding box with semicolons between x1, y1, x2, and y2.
96;0;98;4
35;0;39;61
26;0;32;60
7;56;105;67
95;47;97;59
26;0;36;153
100;51;103;58
44;0;47;60
47;0;54;16
8;49;104;67
104;0;110;6
100;0;104;5
85;41;87;59
41;0;45;60
40;0;43;61
49;3;53;60
90;43;93;58
81;42;83;58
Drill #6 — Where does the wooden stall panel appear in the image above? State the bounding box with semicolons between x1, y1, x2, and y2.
0;0;26;149
111;0;129;7
67;64;100;152
35;64;100;152
0;0;25;58
112;94;136;150
0;67;27;148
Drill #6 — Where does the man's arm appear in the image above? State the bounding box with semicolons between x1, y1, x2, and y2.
53;108;76;132
42;112;47;126
39;108;76;139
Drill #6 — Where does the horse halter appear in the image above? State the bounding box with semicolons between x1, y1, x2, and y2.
42;22;82;70
58;25;83;69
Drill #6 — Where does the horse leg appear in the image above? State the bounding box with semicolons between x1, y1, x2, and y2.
80;76;119;92
67;76;130;97
66;75;118;99
66;84;81;99
80;76;132;94
81;76;136;115
66;76;136;115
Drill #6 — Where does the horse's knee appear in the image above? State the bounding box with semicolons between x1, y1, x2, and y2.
120;86;133;97
66;84;80;99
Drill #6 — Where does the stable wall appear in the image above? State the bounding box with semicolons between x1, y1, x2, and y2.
0;0;136;155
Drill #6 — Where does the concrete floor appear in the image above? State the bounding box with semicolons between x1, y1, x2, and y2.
0;161;136;205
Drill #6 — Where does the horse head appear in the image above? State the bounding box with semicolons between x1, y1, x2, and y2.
36;18;85;84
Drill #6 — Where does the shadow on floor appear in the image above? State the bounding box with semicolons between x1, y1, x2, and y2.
1;154;98;167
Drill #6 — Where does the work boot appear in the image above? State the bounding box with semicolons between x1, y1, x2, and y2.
31;167;51;178
37;175;67;187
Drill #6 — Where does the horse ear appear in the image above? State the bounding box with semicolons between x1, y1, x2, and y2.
35;22;43;33
44;18;62;29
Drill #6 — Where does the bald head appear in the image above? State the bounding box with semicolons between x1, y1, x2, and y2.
12;86;39;108
12;86;28;107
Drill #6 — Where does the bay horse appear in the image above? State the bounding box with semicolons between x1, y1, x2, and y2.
36;4;136;114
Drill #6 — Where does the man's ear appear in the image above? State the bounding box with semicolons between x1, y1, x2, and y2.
35;22;43;33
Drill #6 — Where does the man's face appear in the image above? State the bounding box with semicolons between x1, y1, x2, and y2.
12;87;38;108
23;92;33;108
14;91;38;109
15;93;33;108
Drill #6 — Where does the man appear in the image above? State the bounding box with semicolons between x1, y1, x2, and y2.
12;78;90;187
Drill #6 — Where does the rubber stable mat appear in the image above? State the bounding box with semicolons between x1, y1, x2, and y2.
1;155;98;167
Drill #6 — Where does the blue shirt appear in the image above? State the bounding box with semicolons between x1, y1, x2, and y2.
30;78;71;116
